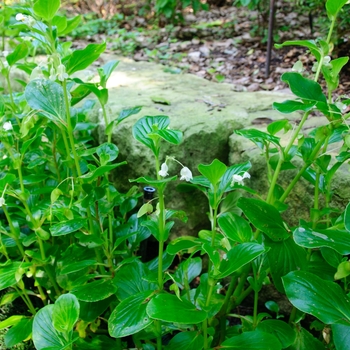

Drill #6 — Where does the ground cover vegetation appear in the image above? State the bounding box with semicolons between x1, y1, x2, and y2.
0;0;350;349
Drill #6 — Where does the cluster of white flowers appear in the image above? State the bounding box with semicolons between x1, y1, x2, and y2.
15;13;35;27
231;172;250;186
158;157;193;182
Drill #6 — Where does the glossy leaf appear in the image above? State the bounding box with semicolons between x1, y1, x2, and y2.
132;115;170;155
154;128;182;145
332;324;350;350
173;257;202;288
283;271;350;325
108;290;153;338
71;279;117;302
52;294;80;333
275;40;321;61
147;293;207;324
80;163;126;183
33;0;60;21
265;237;307;292
235;129;280;148
117;106;142;123
50;218;86;236
6;42;28;66
96;143;119;165
256;320;295;348
287;326;325;350
4;318;32;348
33;305;71;350
272;100;315;114
294;227;350;255
167;236;202;255
79;296;115;322
326;0;348;19
25;79;67;124
198;159;227;187
63;42;106;75
0;262;30;291
216;243;265;279
59;15;81;36
238;197;289;241
221;330;282;349
218;212;253;243
98;60;119;88
281;72;327;103
166;331;204;350
344;202;350;232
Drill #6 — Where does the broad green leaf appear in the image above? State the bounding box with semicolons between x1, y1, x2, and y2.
281;72;327;103
0;173;16;190
50;218;86;236
52;15;67;32
283;271;350;325
33;0;60;21
108;290;153;338
294;227;350;255
132;115;170;155
167;236;202;255
146;293;207;324
59;15;81;36
60;260;96;275
154;128;182;145
334;261;350;280
114;260;157;301
98;60;119;88
25;79;67;124
79;296;115;322
218;212;253;243
33;305;70;350
63;42;106;75
256;320;295;348
0;262;30;291
202;242;221;270
332;324;350;350
21;127;44;155
275;40;321;61
52;294;79;333
116;106;142;123
267;119;290;135
96;143;119;165
198;159;227;187
221;330;282;349
272;100;315;114
344;202;350;232
235;129;280;149
166;331;204;350
173;257;202;289
130;175;177;186
287;326;325;350
326;0;348;19
6;42;28;66
0;315;24;330
80;163;126;183
71;279;117;302
265;237;307;292
216;243;265;279
238;197;289;241
4;318;33;348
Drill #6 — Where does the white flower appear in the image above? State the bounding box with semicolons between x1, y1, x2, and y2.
16;13;25;21
49;67;56;81
56;64;68;81
0;197;5;207
30;66;44;80
2;51;9;57
231;172;250;186
3;121;13;131
159;162;169;177
180;167;192;181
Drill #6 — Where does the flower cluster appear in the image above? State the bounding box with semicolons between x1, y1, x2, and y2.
231;172;250;186
158;157;193;182
15;13;36;27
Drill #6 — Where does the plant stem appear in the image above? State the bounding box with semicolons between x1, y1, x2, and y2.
14;286;36;315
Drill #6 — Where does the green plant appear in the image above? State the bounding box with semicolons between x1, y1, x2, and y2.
1;0;350;349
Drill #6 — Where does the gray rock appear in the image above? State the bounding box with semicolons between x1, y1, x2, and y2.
188;51;201;62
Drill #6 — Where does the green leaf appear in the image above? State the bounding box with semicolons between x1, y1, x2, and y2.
130;175;177;186
166;236;202;255
272;100;316;114
63;42;106;75
221;330;282;349
238;197;289;241
326;0;348;19
80;163;126;183
287;326;325;350
267;119;290;135
33;0;60;21
117;106;142;123
202;242;221;271
59;15;81;36
265;237;307;292
256;320;295;348
52;15;67;32
96;143;119;165
216;243;265;279
25;79;67;124
0;262;30;291
275;40;321;61
173;257;202;288
60;260;96;275
198;159;227;187
235;129;280;149
294;227;350;255
114;260;157;301
6;42;28;66
218;212;253;243
50;218;86;236
332;324;350;350
283;271;350;325
0;315;24;330
79;296;115;322
98;60;119;88
108;290;153;338
281;72;327;103
52;294;79;333
33;305;71;350
344;202;350;232
72;279;117;302
146;293;207;324
4;318;33;348
166;331;204;350
151;96;171;105
154;128;182;145
132;115;170;155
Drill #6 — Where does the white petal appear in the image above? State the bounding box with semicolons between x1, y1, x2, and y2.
180;167;192;181
158;162;169;177
0;197;5;207
3;121;13;131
